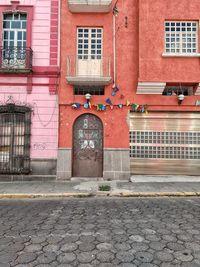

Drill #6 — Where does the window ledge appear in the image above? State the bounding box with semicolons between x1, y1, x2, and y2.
162;53;200;58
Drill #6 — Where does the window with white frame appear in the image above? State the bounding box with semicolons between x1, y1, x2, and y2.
165;21;198;54
77;28;102;60
2;13;27;66
3;13;27;49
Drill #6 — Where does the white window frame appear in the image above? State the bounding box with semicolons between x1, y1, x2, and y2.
164;21;199;56
3;13;27;49
77;27;103;60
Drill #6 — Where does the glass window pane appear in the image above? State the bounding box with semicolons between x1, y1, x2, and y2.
3;21;10;29
4;14;12;20
22;21;26;29
11;21;21;29
18;32;22;40
3;31;9;39
20;14;27;20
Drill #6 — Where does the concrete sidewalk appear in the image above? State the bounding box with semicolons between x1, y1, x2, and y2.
0;175;200;198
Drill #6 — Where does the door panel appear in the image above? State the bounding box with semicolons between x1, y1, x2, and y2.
73;114;103;177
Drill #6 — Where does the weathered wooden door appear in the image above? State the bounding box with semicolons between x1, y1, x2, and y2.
73;114;103;177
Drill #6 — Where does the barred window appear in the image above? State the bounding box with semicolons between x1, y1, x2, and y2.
165;21;198;54
74;86;104;95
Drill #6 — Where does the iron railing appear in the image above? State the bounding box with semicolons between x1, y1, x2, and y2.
66;55;111;78
0;104;31;174
0;47;33;72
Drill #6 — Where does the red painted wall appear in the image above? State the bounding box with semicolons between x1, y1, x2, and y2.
137;0;200;110
59;0;136;149
59;0;200;149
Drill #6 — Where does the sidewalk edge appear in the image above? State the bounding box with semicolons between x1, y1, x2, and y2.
0;191;199;199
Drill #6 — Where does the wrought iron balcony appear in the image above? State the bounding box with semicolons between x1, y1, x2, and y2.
66;55;112;86
68;0;112;13
0;47;33;73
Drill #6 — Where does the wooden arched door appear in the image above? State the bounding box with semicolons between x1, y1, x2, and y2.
73;114;103;177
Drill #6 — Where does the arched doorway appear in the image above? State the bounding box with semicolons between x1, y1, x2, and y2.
73;114;103;177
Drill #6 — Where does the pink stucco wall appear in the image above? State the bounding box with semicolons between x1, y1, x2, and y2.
0;0;59;159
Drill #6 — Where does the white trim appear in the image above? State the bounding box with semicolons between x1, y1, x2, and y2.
136;82;166;95
68;0;112;13
162;52;200;57
164;21;198;54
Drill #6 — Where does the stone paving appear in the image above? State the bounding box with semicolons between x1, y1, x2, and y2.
0;198;200;266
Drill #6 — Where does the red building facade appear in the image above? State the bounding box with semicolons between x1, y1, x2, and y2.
58;0;200;179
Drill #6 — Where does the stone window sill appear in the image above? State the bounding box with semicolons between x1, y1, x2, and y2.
162;53;200;58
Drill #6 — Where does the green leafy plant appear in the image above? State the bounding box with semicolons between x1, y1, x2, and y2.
98;184;111;191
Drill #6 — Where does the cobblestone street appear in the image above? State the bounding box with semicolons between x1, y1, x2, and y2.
0;198;200;267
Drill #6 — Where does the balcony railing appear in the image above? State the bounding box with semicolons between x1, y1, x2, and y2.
68;0;112;13
66;55;112;86
0;47;33;73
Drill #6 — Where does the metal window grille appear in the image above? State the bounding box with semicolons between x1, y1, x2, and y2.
165;21;198;54
0;104;31;174
130;131;200;159
162;86;194;96
74;85;104;95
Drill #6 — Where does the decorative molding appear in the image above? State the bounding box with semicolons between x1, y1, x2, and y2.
10;0;20;10
136;82;166;95
0;95;33;109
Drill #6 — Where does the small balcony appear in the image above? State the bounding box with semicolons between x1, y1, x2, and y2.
0;47;33;73
66;55;112;86
68;0;112;13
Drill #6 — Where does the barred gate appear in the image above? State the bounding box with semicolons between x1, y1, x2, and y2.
0;104;31;174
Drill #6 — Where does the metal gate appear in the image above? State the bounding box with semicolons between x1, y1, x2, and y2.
129;112;200;175
0;104;31;174
73;114;103;177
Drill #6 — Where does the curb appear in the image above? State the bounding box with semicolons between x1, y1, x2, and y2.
109;192;199;197
0;191;199;199
0;193;95;199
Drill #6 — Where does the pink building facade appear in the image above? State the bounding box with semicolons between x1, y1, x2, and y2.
0;0;59;178
58;0;200;179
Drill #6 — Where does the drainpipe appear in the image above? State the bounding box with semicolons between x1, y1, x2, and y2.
113;13;116;87
112;1;119;87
